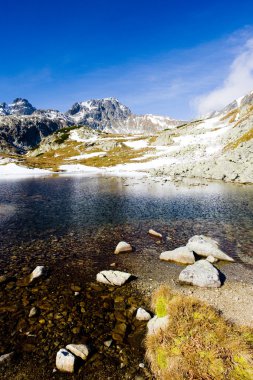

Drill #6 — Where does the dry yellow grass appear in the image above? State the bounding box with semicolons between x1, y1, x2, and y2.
224;128;253;151
220;109;239;123
146;286;253;380
18;140;155;171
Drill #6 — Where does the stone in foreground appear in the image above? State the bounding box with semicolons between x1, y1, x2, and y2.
114;241;133;254
56;349;76;373
96;270;131;286
147;315;169;335
0;352;14;366
148;229;162;238
136;307;152;321
179;260;221;288
66;344;89;361
29;266;46;283
187;235;234;262
160;246;195;264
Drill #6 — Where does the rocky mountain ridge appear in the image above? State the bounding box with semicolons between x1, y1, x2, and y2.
0;97;183;153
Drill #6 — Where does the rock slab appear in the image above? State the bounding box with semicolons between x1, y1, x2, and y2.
186;235;234;262
179;260;222;288
160;246;195;264
96;270;131;286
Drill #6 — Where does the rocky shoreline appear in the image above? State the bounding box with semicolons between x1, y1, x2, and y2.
0;176;252;379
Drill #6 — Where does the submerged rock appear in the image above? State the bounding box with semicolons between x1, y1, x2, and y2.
56;348;76;373
136;308;152;321
29;306;38;318
179;260;222;288
160;246;195;264
66;344;89;360
186;235;234;262
114;241;133;254
96;270;132;286
148;229;162;238
29;266;46;283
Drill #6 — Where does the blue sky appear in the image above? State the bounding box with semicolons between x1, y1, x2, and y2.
1;0;253;118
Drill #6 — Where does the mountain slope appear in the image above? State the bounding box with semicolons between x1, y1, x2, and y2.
151;91;253;183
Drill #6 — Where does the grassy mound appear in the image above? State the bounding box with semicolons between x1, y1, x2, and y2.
145;286;253;380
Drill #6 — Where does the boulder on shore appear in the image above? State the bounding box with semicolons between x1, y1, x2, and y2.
186;235;234;262
160;246;195;264
179;260;222;288
114;241;133;254
96;270;132;286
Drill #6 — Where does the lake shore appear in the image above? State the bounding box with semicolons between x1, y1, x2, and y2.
0;176;252;379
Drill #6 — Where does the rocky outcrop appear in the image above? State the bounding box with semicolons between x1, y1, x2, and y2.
0;114;68;153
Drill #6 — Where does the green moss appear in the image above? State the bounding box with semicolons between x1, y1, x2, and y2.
155;296;168;318
157;348;168;370
231;356;253;380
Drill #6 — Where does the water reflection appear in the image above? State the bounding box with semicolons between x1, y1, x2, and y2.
0;176;252;262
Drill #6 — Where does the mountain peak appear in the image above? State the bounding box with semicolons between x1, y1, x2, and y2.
0;98;36;116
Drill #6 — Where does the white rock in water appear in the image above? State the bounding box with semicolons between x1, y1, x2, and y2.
206;255;218;263
186;235;234;262
29;307;37;318
56;349;76;373
148;229;162;238
114;241;132;254
96;270;131;286
0;352;14;366
29;266;46;283
160;246;195;264
136;307;151;321
66;344;89;360
179;260;221;288
147;315;169;335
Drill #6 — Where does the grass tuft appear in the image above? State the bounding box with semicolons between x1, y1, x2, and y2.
145;286;253;380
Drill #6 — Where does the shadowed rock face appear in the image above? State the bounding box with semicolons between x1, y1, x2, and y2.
66;97;132;130
0;115;67;153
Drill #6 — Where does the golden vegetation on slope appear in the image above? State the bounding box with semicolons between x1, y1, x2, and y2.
220;109;239;123
16;136;155;171
78;145;155;167
224;128;253;151
146;286;253;380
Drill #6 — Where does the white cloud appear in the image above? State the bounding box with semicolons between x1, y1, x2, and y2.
195;38;253;115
